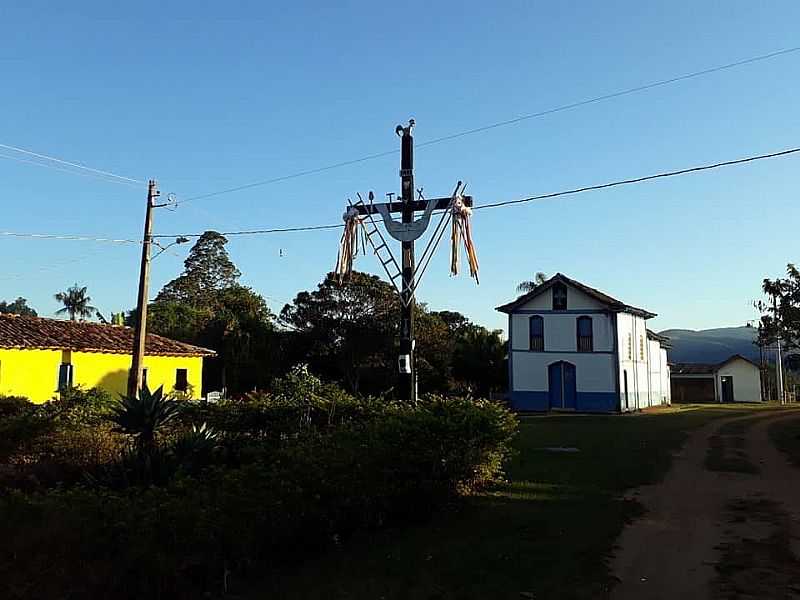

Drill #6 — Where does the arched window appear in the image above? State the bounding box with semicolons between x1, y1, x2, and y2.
529;316;544;351
552;283;568;310
577;316;593;352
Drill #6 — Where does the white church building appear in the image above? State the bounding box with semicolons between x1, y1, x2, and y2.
497;274;671;413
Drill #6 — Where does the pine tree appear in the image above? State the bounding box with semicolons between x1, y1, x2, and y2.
156;231;241;304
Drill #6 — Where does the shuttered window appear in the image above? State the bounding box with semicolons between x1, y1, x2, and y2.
552;283;568;310
577;316;593;352
529;316;544;351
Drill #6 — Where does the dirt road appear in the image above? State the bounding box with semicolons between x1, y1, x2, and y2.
611;409;800;599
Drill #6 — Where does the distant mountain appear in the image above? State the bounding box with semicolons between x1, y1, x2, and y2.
659;326;761;364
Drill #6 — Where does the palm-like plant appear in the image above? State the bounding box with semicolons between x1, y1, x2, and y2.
109;386;180;453
517;272;549;293
54;284;97;321
171;423;220;469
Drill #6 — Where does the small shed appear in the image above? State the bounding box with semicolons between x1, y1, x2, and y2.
671;354;762;403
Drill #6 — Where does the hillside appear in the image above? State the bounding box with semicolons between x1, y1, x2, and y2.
659;326;761;364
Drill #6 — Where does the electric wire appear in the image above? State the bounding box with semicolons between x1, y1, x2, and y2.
416;46;800;149
152;223;343;239
0;152;143;187
0;231;140;244
154;144;800;240
472;147;800;211
171;45;800;205
7;144;800;245
0;142;145;186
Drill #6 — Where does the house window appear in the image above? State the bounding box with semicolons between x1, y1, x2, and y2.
552;283;568;310
639;336;645;361
175;368;189;393
627;333;632;360
57;363;74;391
577;316;593;352
529;316;544;351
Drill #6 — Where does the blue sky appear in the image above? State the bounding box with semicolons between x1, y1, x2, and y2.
1;1;799;334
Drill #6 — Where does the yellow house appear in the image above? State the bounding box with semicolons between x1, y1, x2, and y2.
0;314;215;403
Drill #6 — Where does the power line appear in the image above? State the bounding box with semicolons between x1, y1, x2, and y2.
153;223;343;239
416;46;800;149
172;45;800;205
0;244;135;282
0;152;143;187
176;150;398;205
7;143;800;245
0;231;140;244
474;146;800;211
157;144;800;240
0;142;145;187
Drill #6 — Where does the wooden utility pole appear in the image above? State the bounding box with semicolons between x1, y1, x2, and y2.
127;179;159;397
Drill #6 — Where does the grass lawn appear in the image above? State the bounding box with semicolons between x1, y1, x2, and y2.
768;414;800;468
244;405;756;600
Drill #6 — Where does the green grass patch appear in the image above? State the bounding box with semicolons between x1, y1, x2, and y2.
246;406;749;600
768;415;800;468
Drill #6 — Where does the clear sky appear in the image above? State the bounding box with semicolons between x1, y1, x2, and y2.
2;1;799;334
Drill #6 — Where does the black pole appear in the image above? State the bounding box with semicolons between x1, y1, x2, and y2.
399;120;416;402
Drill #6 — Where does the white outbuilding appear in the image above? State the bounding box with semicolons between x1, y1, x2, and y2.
671;355;762;403
497;273;671;413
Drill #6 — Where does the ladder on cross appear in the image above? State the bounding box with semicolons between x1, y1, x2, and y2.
351;197;405;302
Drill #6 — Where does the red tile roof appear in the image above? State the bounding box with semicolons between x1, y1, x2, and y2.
0;314;215;357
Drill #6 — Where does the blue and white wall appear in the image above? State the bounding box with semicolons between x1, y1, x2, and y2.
508;285;619;412
615;312;652;412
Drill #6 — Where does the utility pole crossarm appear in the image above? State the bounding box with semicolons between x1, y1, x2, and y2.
352;196;473;216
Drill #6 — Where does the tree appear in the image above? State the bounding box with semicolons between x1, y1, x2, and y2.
0;297;37;316
452;325;506;397
146;232;282;395
147;285;277;394
201;285;277;392
757;263;800;350
517;271;548;293
156;231;241;304
415;309;455;393
54;284;97;321
280;272;399;394
430;310;471;336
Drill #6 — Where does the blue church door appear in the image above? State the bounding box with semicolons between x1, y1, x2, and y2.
548;362;577;410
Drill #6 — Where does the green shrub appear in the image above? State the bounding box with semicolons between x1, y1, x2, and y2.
0;395;517;599
176;369;384;440
1;388;123;482
0;396;34;418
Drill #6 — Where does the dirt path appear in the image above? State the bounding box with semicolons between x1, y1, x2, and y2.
611;409;800;600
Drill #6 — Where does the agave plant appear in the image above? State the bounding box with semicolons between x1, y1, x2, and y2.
109;385;180;453
171;422;220;458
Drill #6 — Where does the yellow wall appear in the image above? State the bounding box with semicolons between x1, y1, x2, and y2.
71;352;204;399
0;348;205;403
0;348;63;402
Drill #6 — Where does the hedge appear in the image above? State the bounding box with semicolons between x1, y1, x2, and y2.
0;395;517;599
